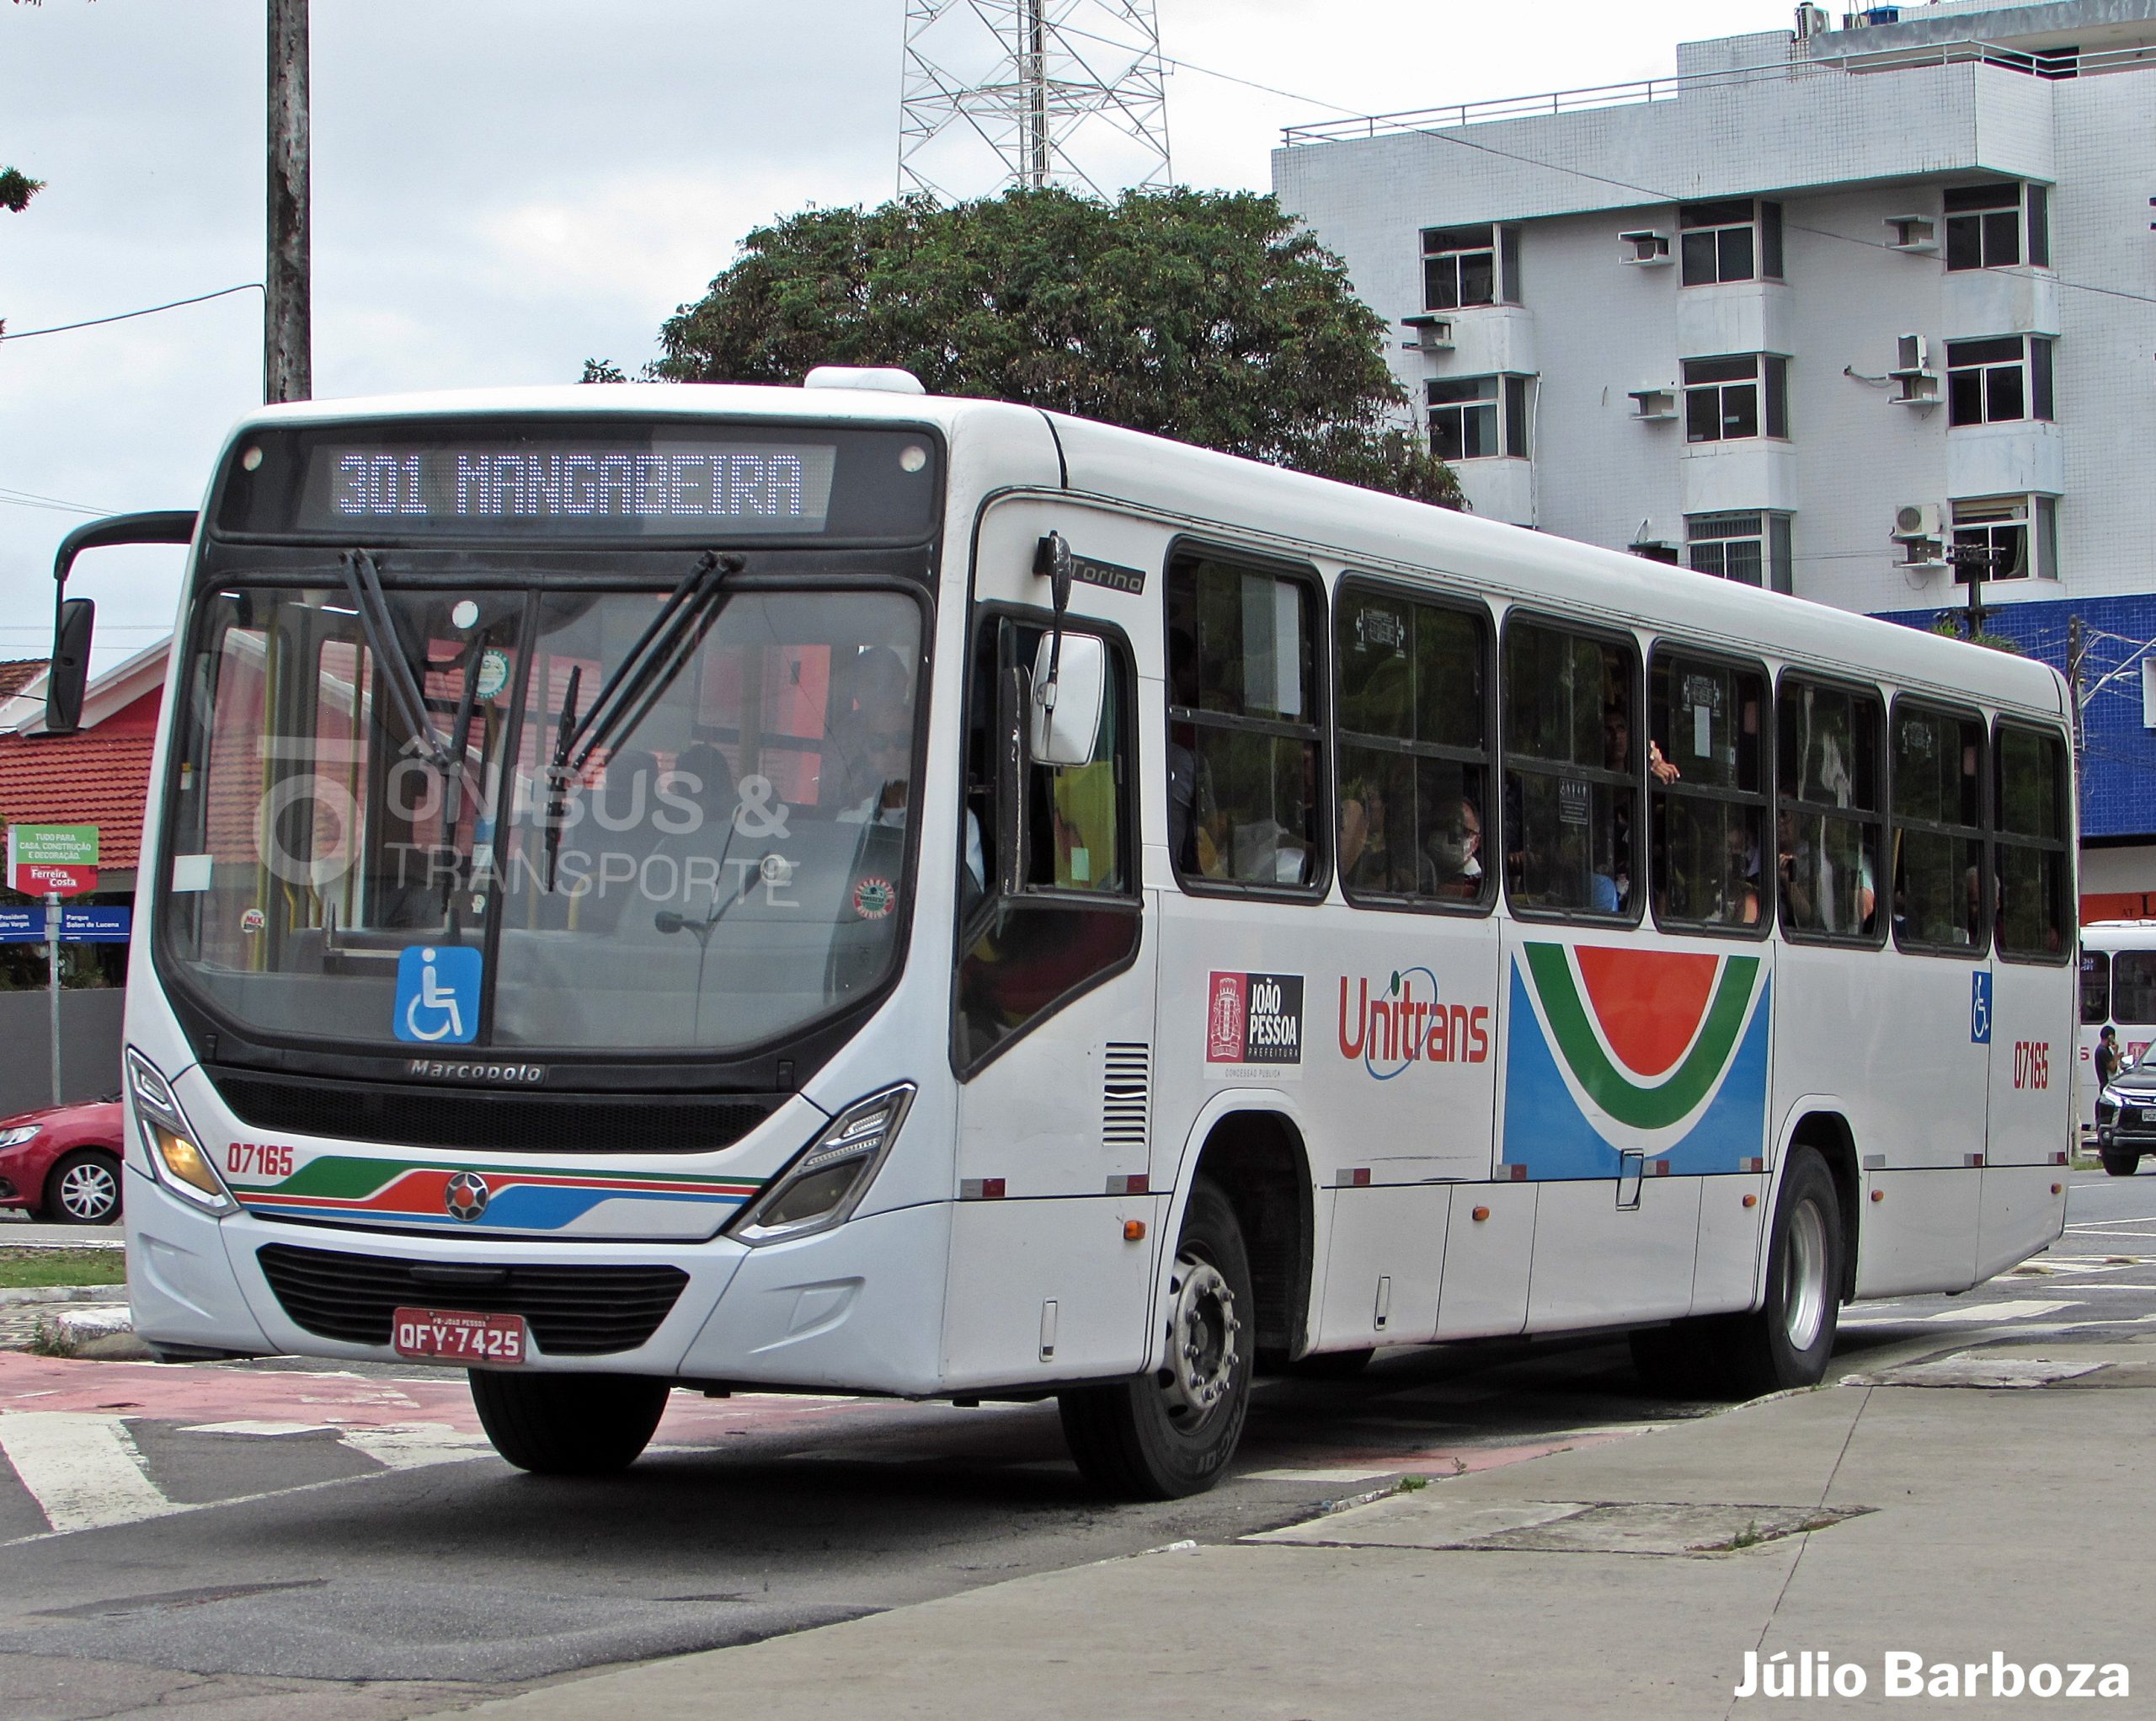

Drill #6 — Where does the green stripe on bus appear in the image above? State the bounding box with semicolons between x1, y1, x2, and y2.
1522;945;1760;1130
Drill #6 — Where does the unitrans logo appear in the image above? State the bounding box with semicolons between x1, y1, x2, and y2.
1336;968;1491;1079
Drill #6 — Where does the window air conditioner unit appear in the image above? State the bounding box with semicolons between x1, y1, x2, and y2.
1892;334;1932;376
1401;313;1455;352
1892;502;1942;541
1885;215;1938;254
1619;230;1673;265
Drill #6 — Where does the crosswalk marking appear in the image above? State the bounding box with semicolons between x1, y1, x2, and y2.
0;1413;178;1535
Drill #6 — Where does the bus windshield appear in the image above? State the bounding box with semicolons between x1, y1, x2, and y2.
161;575;926;1057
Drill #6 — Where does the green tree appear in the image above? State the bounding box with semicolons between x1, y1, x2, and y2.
624;187;1460;507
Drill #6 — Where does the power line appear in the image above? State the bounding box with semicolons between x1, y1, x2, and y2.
0;282;262;344
0;485;112;516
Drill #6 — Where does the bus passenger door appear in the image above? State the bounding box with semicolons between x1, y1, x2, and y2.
945;612;1160;1390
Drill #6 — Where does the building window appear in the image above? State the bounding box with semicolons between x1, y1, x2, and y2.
1950;495;2057;582
1945;336;2052;425
1683;354;1788;442
1679;199;1783;286
1685;512;1793;594
1428;374;1530;460
1422;223;1519;310
1944;182;2049;270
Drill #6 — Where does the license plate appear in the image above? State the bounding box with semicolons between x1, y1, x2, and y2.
391;1306;527;1365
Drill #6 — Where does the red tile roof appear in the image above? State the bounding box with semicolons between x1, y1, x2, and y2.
0;692;160;872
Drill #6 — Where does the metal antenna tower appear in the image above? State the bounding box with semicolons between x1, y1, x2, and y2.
899;0;1171;201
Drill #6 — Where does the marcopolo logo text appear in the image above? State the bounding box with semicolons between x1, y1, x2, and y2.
407;1059;547;1084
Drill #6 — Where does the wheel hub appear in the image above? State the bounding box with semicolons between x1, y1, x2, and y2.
1781;1199;1829;1352
1161;1255;1240;1425
58;1160;117;1222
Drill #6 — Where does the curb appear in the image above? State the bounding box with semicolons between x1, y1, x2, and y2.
0;1283;129;1307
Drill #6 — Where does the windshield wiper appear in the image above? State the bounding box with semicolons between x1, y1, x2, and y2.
542;549;744;891
339;548;453;771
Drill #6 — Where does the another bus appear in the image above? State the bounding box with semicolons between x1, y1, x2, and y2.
49;376;2077;1499
2077;920;2156;1149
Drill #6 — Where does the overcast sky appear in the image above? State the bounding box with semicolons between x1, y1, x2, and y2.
0;0;1800;667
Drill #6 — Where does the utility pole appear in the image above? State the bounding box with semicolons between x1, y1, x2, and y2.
1945;540;1999;639
265;0;311;404
2068;612;2086;772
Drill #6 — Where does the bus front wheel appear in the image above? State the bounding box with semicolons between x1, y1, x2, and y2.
1058;1180;1253;1499
468;1370;670;1475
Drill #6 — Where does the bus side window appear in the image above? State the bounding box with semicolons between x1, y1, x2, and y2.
1774;676;1884;943
2083;949;2111;1025
1165;552;1326;894
1502;617;1640;922
1891;702;1988;954
1994;723;2070;962
1334;581;1492;911
1648;649;1767;933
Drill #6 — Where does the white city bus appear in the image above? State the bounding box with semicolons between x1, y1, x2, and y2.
55;376;2076;1498
2076;920;2156;1145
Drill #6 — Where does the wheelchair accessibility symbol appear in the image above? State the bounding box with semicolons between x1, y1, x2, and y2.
394;945;482;1045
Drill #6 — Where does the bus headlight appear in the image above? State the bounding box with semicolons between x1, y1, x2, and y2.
125;1046;237;1216
728;1084;914;1246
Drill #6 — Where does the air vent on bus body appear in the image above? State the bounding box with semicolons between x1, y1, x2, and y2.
1102;1043;1151;1157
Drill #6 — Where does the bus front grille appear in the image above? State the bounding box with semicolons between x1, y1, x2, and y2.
209;1067;778;1156
256;1243;690;1356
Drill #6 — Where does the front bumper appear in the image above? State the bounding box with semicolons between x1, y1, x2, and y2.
126;1170;955;1394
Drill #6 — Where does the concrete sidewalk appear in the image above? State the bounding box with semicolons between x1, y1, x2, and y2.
471;1336;2154;1719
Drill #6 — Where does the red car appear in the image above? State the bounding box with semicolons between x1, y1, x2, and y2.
0;1098;125;1225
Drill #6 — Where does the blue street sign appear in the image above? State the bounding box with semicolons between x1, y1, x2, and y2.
62;907;131;943
0;906;130;943
394;944;482;1045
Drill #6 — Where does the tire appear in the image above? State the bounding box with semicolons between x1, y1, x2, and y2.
2100;1150;2139;1178
1059;1180;1254;1499
45;1150;122;1226
467;1371;670;1475
1704;1146;1845;1398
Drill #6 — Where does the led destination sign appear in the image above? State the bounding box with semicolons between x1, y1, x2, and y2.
215;422;939;542
311;441;837;533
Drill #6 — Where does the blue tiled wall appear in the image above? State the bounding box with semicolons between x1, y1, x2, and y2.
1875;595;2156;842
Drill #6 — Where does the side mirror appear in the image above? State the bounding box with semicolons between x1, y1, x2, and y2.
40;509;198;738
1029;633;1106;767
45;598;95;735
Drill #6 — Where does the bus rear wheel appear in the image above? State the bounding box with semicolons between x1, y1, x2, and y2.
1058;1180;1253;1499
468;1371;670;1475
1715;1146;1844;1398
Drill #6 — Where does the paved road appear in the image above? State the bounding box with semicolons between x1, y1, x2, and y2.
2;1170;2151;1718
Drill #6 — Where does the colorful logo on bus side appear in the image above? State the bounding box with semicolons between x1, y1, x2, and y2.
1502;943;1770;1179
228;1154;763;1235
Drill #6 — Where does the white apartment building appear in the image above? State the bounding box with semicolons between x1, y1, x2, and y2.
1274;0;2156;892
